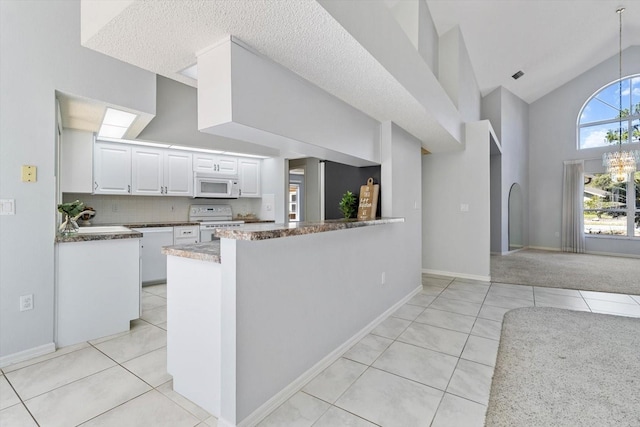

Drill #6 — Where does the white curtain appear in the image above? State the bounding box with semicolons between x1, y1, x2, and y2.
561;160;585;253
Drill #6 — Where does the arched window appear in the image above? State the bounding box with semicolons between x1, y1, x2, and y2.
578;74;640;149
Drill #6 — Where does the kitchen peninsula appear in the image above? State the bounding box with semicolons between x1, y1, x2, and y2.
162;217;416;427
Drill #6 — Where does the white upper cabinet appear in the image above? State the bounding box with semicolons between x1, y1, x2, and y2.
87;141;258;198
164;151;193;196
238;158;261;198
132;147;163;195
132;148;193;196
193;154;238;175
94;142;132;195
60;129;94;193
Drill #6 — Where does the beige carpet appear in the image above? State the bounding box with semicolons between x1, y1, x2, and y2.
486;307;640;427
491;249;640;295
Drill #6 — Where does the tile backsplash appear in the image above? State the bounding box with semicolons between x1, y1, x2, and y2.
63;193;262;225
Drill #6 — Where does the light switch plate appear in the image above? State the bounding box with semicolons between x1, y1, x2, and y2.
0;199;15;215
21;165;37;182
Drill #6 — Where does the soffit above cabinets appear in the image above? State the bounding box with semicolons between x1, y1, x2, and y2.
56;91;153;140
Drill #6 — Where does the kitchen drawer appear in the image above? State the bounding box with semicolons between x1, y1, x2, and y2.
174;225;199;245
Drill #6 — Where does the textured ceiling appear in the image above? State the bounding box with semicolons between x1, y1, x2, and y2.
81;0;458;152
80;0;640;152
427;0;640;103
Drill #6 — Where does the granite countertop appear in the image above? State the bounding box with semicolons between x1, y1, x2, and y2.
162;218;404;263
234;218;275;224
124;222;199;228
162;241;221;263
216;217;404;241
55;227;142;243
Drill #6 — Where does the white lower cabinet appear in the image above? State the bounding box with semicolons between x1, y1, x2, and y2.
56;238;140;347
133;227;174;285
174;225;199;245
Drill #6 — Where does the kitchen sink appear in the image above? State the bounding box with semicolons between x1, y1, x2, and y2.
77;225;132;234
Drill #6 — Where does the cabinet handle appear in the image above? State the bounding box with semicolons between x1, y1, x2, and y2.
164;186;168;194
94;182;98;191
161;186;164;195
128;185;131;193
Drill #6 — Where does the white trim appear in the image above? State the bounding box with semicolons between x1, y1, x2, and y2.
0;342;56;368
235;285;423;427
527;246;561;252
422;269;490;283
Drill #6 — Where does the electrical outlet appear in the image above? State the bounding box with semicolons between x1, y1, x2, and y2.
381;272;386;285
20;294;33;311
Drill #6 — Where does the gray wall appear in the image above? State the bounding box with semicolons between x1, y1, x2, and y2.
0;0;156;361
482;87;530;254
529;46;640;256
138;76;277;157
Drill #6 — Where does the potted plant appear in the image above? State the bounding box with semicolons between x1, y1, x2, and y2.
57;200;85;235
339;191;357;220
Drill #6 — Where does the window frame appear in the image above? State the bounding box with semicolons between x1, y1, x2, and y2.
577;74;640;150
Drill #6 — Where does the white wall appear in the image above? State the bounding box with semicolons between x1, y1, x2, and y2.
229;223;419;423
381;122;423;277
439;26;481;124
318;0;463;152
198;39;381;167
529;46;640;256
261;158;287;223
138;76;277;157
500;89;530;252
417;0;439;77
0;0;156;361
482;87;530;254
422;121;492;280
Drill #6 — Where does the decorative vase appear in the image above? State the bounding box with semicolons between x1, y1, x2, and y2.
59;214;79;235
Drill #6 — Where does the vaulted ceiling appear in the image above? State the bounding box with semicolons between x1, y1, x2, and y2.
78;0;639;151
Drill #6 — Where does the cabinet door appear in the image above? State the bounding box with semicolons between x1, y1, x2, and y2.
94;142;131;194
132;147;163;195
193;153;237;175
193;153;216;174
239;159;261;197
217;156;238;175
164;151;193;196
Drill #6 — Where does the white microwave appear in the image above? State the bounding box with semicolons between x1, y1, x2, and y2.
194;173;240;198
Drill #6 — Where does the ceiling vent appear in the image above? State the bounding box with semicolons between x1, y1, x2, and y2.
511;70;525;80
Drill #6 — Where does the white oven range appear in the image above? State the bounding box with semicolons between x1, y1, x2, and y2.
189;204;244;242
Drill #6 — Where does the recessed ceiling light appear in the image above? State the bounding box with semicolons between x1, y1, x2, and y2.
99;108;137;138
512;70;525;80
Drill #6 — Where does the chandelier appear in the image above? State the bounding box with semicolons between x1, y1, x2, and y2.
602;7;639;183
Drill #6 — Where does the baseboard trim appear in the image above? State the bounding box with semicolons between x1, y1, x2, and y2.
528;246;560;252
422;269;490;283
0;342;56;368
236;285;423;427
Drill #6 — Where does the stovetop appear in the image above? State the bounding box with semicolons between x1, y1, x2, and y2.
189;204;233;223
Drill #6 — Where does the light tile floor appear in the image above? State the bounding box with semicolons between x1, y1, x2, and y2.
2;278;640;427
